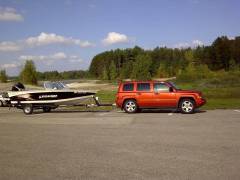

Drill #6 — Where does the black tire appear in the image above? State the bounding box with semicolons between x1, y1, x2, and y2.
23;104;33;115
123;99;138;113
43;106;51;113
0;100;3;107
179;99;195;114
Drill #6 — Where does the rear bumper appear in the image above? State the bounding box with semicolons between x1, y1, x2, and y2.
115;100;122;108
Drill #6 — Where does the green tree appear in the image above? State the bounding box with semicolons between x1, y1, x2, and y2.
0;69;7;83
184;49;194;64
157;63;169;78
102;66;109;80
131;54;152;80
229;58;238;71
212;36;231;70
20;60;38;85
109;61;117;80
120;61;133;79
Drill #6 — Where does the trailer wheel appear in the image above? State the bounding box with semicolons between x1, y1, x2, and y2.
43;106;51;113
0;100;3;107
23;104;33;115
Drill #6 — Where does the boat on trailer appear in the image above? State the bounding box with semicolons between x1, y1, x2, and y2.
5;82;110;115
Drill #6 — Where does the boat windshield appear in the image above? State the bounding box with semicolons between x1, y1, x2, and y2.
44;82;68;90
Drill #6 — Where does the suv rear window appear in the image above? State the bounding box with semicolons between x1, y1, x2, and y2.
137;83;150;91
123;83;134;91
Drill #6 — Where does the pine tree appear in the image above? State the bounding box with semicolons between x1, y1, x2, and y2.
109;61;117;80
229;58;238;71
102;66;109;80
131;54;152;80
20;60;38;85
0;69;7;83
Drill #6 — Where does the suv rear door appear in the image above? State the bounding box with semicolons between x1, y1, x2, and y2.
152;82;177;107
136;82;153;107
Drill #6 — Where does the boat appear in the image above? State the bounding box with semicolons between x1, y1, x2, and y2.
6;82;97;114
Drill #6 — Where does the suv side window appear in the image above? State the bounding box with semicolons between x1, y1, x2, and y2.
154;83;169;92
137;83;150;91
123;83;134;91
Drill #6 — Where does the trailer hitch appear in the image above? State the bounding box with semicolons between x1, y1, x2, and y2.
93;96;116;107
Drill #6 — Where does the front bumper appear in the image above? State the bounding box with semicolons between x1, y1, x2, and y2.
197;98;206;107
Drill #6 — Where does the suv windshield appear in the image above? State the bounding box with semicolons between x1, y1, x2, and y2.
168;82;181;90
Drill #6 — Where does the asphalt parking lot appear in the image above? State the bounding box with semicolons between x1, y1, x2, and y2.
0;108;240;180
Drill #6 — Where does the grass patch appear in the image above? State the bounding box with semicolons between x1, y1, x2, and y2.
96;90;117;103
202;98;240;109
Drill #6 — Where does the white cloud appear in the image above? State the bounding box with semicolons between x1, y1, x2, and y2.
0;32;94;52
19;52;83;66
174;42;190;49
26;32;95;47
174;39;204;49
228;36;235;40
0;63;19;69
102;32;129;45
51;52;67;59
192;40;204;46
0;41;21;52
0;7;24;22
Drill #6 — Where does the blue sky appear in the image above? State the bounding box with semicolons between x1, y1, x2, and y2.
0;0;239;75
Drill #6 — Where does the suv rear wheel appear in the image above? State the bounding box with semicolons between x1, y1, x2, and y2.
123;99;138;113
179;99;195;114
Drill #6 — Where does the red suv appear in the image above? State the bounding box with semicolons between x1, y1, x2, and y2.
115;81;206;114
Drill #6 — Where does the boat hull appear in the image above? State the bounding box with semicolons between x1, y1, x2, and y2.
8;90;96;106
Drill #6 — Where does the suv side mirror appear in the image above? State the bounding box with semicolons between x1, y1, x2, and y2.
169;87;174;92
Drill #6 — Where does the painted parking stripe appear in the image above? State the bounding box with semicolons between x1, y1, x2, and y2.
99;112;110;116
234;110;240;113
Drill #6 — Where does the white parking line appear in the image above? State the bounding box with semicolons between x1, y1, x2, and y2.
234;110;240;113
168;113;173;116
98;112;109;116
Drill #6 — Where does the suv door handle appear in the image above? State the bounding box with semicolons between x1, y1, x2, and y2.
137;92;141;95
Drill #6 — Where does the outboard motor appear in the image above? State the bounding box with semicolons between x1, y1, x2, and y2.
12;82;25;91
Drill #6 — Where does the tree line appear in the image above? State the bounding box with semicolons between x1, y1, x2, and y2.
89;36;240;80
0;60;89;84
1;36;239;84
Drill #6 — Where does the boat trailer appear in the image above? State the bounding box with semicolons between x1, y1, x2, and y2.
8;96;116;115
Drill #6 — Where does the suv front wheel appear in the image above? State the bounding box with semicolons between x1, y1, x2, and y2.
179;99;195;114
123;99;138;113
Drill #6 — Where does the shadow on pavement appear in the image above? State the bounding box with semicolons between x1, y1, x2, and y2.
30;108;206;114
32;109;111;114
140;109;206;114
